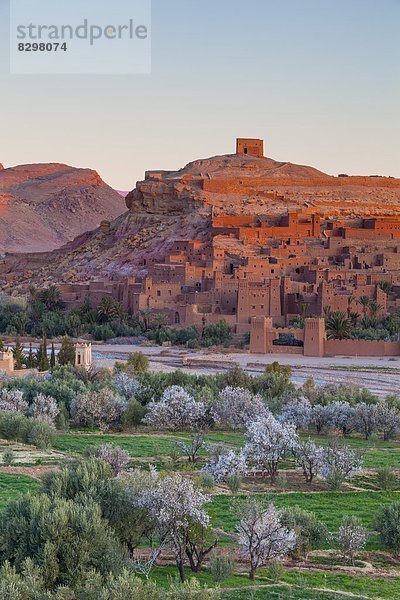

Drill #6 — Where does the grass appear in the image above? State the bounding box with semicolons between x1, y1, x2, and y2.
0;472;40;509
53;430;400;468
54;430;245;458
54;433;182;457
210;490;400;532
301;433;400;469
149;565;399;599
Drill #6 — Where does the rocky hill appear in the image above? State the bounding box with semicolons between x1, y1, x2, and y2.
2;152;400;293
0;163;124;254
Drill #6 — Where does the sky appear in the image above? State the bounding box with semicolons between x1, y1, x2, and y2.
0;0;399;190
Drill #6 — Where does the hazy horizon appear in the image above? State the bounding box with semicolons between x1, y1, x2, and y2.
1;0;399;189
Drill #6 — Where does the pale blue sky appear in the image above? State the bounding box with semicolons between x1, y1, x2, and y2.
0;0;399;189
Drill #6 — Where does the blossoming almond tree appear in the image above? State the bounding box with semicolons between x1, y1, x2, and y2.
237;499;296;580
243;414;298;482
293;439;324;483
143;386;207;431
0;389;28;414
30;393;59;426
139;473;210;582
211;387;267;429
204;449;247;483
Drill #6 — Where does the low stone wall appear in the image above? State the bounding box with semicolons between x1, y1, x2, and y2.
324;339;400;357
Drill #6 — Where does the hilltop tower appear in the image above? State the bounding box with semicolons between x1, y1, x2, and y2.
236;138;264;158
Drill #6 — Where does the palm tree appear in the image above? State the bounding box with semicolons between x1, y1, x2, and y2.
326;310;352;340
378;281;393;296
139;308;153;332
299;303;309;318
369;300;383;319
152;313;169;330
97;297;119;323
323;305;332;317
40;285;63;311
347;295;355;319
357;296;371;319
349;311;360;328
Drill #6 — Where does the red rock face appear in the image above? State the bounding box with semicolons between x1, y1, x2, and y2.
0;163;124;254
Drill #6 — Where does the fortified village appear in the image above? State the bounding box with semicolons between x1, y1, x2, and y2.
3;139;400;358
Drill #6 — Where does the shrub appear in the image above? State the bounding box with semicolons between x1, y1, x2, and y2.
281;506;327;559
276;472;288;490
266;559;285;583
94;444;130;476
2;449;15;466
92;324;115;341
198;472;215;491
0;411;27;441
226;473;241;494
26;420;56;450
208;553;235;583
374;502;400;556
376;468;398;491
122;399;148;429
325;469;345;491
126;352;149;374
0;412;55;450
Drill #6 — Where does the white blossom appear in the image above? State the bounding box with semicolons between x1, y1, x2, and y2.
30;393;59;426
377;400;400;441
243;413;298;482
337;516;367;564
320;441;363;483
205;449;247;483
279;398;312;430
143;386;207;431
237;500;296;580
212;387;267;429
328;401;355;436
0;389;28;414
293;439;324;483
310;404;332;433
178;432;207;463
95;443;130;475
113;372;143;400
353;402;379;439
139;473;210;580
70;388;127;431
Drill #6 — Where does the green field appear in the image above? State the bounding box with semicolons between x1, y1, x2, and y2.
210;490;400;532
53;430;400;471
0;473;40;509
2;428;400;598
150;565;400;599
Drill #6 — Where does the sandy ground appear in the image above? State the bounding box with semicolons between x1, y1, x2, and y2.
92;344;400;396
